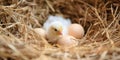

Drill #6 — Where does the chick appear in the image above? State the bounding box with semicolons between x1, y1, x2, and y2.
46;22;63;42
43;15;71;43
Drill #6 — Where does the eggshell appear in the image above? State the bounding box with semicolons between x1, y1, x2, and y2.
34;28;46;38
56;35;78;49
68;23;84;39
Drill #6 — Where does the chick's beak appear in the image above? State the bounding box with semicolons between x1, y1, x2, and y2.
58;31;62;35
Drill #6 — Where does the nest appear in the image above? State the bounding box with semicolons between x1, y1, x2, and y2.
0;0;120;60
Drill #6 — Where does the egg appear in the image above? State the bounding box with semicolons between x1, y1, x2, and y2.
68;23;84;39
34;28;46;38
56;35;78;49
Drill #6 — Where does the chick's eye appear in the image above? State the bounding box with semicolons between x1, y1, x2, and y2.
54;29;57;31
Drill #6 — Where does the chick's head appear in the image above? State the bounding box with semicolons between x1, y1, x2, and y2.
49;22;63;35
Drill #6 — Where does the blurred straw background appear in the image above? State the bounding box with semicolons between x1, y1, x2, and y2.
0;0;120;60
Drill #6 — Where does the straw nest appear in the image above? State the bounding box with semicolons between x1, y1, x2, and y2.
0;0;120;60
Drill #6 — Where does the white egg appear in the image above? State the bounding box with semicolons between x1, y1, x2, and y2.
68;23;84;39
56;35;78;49
34;28;46;38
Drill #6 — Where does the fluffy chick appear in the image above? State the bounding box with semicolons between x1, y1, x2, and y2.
46;22;63;42
43;15;71;43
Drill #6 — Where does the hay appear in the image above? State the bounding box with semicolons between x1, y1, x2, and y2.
0;0;120;60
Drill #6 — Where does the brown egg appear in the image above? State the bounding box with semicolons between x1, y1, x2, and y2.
56;35;78;49
68;23;84;39
34;28;46;38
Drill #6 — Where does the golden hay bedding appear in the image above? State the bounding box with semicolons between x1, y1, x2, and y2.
0;0;120;60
